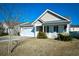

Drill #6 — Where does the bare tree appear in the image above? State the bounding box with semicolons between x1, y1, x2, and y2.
0;4;19;55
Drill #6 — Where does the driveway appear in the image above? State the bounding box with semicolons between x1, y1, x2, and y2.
0;36;30;42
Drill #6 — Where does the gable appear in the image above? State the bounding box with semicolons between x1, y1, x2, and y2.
40;12;62;22
32;9;70;25
34;20;42;26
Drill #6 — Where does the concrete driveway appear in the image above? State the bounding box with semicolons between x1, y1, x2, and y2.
0;36;34;42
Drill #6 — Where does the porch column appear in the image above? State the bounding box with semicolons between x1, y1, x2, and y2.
66;24;70;33
34;26;36;37
43;25;44;32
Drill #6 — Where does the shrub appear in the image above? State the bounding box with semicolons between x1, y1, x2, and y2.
0;27;4;34
37;31;47;39
17;32;20;36
0;27;8;36
0;33;8;36
55;33;72;41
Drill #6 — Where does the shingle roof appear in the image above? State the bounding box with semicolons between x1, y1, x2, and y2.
20;22;33;27
39;19;70;25
5;22;21;27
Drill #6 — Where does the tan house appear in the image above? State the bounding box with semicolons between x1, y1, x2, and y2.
19;9;70;38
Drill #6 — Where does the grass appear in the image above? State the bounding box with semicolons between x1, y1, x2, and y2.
0;37;79;56
0;41;16;56
11;38;79;56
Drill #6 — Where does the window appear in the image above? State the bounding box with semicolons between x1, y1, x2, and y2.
36;26;39;31
47;26;49;33
36;26;42;32
44;26;49;33
36;26;49;32
54;26;58;32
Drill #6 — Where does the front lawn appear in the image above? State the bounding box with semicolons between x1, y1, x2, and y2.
11;39;79;56
0;41;16;56
0;38;79;56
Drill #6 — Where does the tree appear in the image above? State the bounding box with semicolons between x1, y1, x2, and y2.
0;4;19;54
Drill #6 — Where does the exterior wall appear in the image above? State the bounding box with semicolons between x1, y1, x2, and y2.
34;20;42;37
3;23;8;28
46;25;66;38
40;12;61;22
70;27;79;31
34;21;42;26
3;23;9;33
8;28;16;35
20;23;69;38
20;21;42;37
58;25;65;33
46;26;54;38
34;24;68;38
20;27;35;37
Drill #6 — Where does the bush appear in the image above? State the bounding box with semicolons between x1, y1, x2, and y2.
0;27;8;36
0;33;8;36
17;32;20;36
0;27;4;34
55;34;72;41
37;31;47;39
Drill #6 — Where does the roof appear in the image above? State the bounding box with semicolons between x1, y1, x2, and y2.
19;9;70;26
32;9;70;24
71;25;79;27
20;22;33;27
5;22;21;27
43;20;70;25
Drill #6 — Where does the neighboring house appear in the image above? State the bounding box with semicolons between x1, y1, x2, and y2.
70;25;79;32
3;22;20;35
19;9;70;38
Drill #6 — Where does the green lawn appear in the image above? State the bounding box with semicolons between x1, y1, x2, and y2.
0;38;79;56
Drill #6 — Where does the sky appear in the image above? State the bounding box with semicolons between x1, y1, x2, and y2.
0;3;79;25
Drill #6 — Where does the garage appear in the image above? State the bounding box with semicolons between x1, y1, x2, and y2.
20;26;35;37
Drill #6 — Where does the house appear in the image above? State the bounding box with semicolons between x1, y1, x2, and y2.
3;22;20;35
70;25;79;32
19;9;70;38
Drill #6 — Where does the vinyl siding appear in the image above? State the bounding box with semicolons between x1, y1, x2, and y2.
40;12;61;22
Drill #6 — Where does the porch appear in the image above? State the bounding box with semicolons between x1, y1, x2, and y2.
35;24;69;38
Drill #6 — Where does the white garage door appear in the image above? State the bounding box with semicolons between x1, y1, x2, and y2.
20;27;34;37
